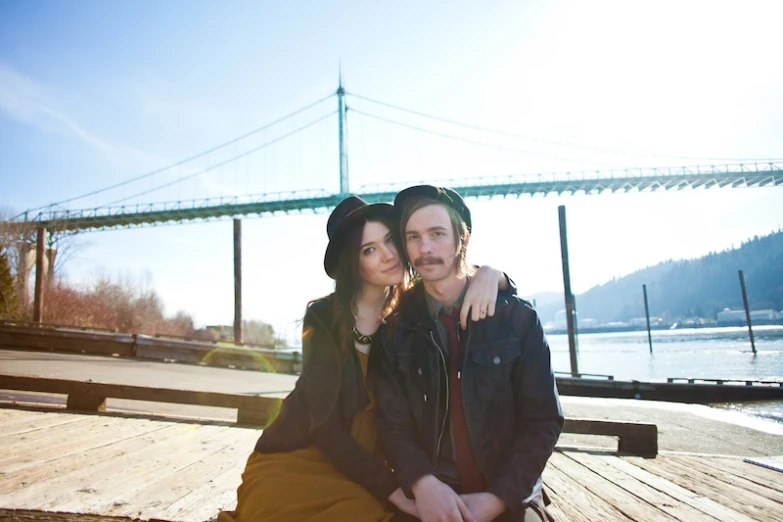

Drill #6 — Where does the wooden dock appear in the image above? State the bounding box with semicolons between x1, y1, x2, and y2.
0;408;781;521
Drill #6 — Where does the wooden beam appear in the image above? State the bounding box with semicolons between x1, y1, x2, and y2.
564;417;658;457
0;374;658;455
0;374;280;426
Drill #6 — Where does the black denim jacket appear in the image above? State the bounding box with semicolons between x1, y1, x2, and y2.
370;283;564;519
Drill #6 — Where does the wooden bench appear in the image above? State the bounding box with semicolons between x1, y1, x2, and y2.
0;374;278;427
0;374;658;456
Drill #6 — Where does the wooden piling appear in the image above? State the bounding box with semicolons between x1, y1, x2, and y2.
643;284;653;354
233;219;243;345
32;227;46;323
738;270;756;354
558;205;579;376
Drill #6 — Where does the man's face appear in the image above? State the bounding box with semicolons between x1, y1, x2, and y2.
404;203;460;282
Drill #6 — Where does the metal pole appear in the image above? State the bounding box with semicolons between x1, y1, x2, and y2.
643;284;653;354
738;270;756;354
233;219;243;345
33;227;46;323
558;206;579;376
337;71;349;194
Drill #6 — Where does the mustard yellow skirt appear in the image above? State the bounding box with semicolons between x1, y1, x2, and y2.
218;351;394;522
218;446;394;522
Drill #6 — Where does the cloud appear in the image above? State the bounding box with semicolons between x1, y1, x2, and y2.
0;62;241;208
0;62;114;153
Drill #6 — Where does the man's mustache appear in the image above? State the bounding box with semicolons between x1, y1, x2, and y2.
414;256;445;267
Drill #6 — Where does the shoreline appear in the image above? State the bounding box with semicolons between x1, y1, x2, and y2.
561;395;783;435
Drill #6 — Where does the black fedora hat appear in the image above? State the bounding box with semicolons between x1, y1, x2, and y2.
324;196;397;279
394;185;472;232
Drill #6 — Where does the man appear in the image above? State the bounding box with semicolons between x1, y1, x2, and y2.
372;185;564;522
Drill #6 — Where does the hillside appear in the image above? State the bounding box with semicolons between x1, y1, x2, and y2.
532;229;783;324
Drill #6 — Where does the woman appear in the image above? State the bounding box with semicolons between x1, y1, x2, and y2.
218;196;511;522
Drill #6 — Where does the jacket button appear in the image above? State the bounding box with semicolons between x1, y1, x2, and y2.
493;356;501;364
418;368;423;375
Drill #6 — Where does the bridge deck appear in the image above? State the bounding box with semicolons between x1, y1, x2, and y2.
1;408;780;521
13;162;783;231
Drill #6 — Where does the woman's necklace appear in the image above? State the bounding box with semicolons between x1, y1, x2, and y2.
352;326;374;345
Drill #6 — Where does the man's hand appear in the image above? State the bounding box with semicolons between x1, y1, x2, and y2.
412;475;476;522
388;487;418;518
460;493;507;522
461;266;504;329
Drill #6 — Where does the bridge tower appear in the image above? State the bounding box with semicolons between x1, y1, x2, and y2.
337;68;349;194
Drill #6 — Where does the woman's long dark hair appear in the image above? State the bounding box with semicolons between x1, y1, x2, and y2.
317;215;411;362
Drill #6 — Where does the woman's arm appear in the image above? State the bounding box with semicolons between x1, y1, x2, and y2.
299;303;399;502
311;407;399;502
460;266;517;328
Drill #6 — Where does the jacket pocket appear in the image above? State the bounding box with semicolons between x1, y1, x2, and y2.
468;340;520;405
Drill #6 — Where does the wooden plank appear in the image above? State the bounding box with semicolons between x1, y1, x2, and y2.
50;424;234;517
552;448;680;521
665;454;783;504
0;421;224;508
565;450;751;521
173;467;242;522
0;416;101;456
111;428;257;520
547;451;681;520
596;455;760;522
563;450;717;521
153;466;242;521
0;410;88;437
628;455;783;521
0;417;171;475
542;454;634;521
0;508;174;521
0;422;187;497
696;455;783;494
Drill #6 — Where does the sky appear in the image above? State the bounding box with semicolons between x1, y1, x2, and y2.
1;0;782;344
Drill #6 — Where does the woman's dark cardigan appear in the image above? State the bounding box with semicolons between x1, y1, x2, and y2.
254;296;398;501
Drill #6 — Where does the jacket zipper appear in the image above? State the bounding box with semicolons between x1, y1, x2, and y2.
427;330;449;464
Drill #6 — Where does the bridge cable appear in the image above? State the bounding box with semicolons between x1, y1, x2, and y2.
350;109;617;167
348;92;783;163
100;111;337;208
23;93;336;215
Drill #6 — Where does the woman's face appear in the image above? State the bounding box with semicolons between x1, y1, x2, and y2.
358;220;404;288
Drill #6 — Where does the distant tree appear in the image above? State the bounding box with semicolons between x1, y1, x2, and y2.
0;251;17;319
243;319;285;348
569;230;783;323
0;207;85;316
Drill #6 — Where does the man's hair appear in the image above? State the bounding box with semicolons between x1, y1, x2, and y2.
399;196;472;277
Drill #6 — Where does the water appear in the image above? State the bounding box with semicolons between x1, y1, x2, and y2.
546;325;783;425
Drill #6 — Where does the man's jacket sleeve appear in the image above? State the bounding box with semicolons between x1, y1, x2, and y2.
371;335;435;493
487;303;564;513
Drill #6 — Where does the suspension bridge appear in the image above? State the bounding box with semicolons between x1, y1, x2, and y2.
5;77;782;352
7;79;782;233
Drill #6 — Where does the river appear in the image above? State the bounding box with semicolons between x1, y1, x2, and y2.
546;325;783;424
